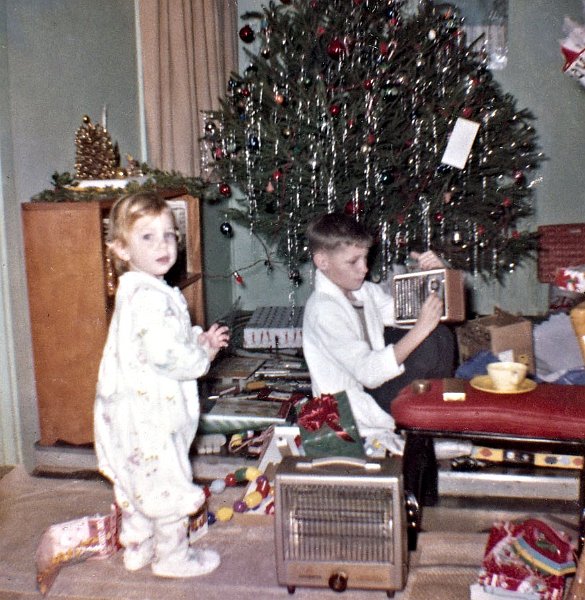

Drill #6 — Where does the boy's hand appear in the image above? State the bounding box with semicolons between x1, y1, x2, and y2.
409;250;445;271
413;292;443;337
199;323;230;360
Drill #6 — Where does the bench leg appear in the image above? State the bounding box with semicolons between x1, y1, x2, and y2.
577;462;585;555
402;433;438;551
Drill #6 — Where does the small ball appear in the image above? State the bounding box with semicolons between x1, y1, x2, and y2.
245;466;262;481
216;506;234;521
220;222;233;238
218;182;232;198
239;25;255;44
225;473;237;487
233;500;248;513
210;478;226;494
244;491;263;509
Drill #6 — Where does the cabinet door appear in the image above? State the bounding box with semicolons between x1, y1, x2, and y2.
23;202;109;445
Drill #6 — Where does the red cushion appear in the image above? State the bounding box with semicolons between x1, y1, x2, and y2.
391;380;585;441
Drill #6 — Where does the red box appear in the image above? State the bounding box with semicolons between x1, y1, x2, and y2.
538;223;585;283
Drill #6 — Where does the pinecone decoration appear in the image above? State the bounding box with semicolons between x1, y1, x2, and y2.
74;115;118;179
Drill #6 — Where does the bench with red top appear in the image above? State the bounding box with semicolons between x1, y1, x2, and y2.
391;379;585;551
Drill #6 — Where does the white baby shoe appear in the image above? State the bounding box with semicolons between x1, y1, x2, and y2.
152;547;220;578
123;538;154;571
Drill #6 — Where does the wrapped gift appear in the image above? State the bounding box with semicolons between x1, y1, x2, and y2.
554;265;585;294
476;519;575;600
298;392;365;458
36;504;121;595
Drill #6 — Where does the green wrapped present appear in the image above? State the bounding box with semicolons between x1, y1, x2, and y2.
298;392;365;458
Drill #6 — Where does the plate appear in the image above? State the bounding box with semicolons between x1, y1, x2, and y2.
470;375;537;394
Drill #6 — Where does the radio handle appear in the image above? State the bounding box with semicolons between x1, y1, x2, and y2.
296;457;381;471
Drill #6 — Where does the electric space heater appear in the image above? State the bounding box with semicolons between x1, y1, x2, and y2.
393;268;466;324
274;456;408;596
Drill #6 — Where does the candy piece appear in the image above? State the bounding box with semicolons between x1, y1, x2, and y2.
224;472;237;487
207;511;216;525
264;501;275;515
244;491;263;509
233;500;248;513
216;507;234;522
202;485;211;499
210;478;226;495
234;467;248;483
245;467;262;482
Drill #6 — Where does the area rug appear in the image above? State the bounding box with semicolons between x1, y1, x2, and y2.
0;466;504;600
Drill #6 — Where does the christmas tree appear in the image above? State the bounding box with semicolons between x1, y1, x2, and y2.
201;0;544;283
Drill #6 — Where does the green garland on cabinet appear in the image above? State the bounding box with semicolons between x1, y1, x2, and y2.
31;166;209;203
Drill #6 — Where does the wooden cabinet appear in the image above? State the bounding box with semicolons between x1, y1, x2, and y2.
22;191;205;446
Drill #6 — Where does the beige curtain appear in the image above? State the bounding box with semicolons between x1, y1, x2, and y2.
139;0;238;176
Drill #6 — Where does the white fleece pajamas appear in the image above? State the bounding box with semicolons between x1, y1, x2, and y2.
94;271;218;576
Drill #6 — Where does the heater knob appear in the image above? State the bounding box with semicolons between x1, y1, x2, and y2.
329;571;348;593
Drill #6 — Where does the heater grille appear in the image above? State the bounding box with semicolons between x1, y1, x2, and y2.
281;483;394;563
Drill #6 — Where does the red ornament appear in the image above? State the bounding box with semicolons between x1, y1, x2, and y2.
233;271;244;285
514;171;526;185
363;79;374;91
240;87;250;97
502;197;512;208
239;25;255;44
316;25;326;36
462;106;473;118
214;147;224;160
329;104;341;117
512;230;520;239
225;472;237;486
327;38;346;60
477;225;486;236
344;200;363;215
433;212;444;223
218;182;232;198
367;132;376;145
379;41;390;56
272;169;283;181
389;17;398;26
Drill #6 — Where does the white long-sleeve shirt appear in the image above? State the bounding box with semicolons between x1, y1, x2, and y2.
302;269;404;440
94;271;211;519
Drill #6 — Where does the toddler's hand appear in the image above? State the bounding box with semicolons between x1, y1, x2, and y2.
409;250;445;271
199;323;230;360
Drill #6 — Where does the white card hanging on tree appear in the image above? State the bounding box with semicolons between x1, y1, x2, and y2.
441;117;480;169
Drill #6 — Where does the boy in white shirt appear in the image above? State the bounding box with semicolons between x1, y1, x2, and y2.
302;211;455;458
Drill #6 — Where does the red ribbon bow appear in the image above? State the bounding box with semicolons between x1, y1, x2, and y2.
298;394;356;443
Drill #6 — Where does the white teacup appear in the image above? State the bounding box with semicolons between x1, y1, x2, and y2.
487;361;528;392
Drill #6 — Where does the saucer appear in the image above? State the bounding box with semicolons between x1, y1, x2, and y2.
470;375;537;394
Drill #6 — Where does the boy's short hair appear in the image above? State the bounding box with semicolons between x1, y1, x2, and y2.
306;212;373;254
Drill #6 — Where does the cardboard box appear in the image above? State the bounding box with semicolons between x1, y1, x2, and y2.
456;309;535;374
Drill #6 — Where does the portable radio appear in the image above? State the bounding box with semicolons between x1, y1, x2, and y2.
274;456;408;596
393;268;466;324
